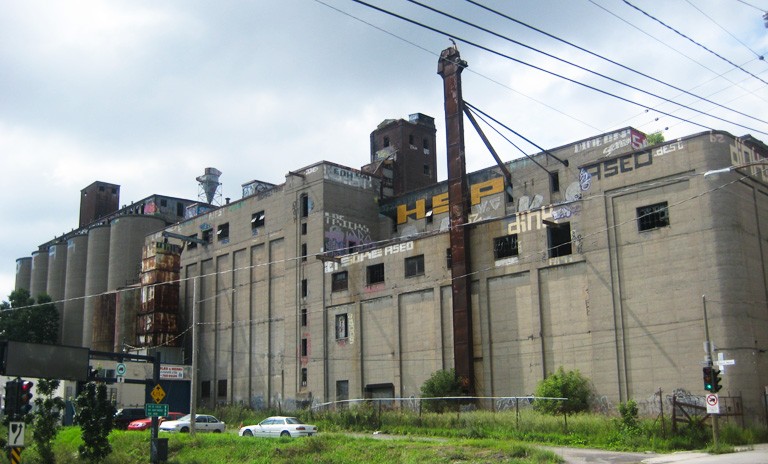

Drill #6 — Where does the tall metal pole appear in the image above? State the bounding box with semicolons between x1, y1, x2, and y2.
703;295;719;446
190;276;198;435
437;45;475;395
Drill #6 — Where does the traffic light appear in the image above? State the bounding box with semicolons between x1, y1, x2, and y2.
703;366;714;391
19;380;33;415
4;379;20;416
711;369;722;393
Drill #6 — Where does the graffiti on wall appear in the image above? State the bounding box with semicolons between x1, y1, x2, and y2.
727;135;768;182
580;150;654;182
395;177;505;224
507;205;580;235
324;241;415;273
574;128;647;154
324;213;373;255
324;165;374;190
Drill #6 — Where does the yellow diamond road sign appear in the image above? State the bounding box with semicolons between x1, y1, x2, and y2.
151;384;166;404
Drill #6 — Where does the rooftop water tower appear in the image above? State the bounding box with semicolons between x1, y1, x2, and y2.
196;167;222;205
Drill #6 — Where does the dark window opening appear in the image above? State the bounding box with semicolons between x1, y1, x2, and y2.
301;279;308;298
404;255;425;277
177;203;185;217
446;248;452;269
300;194;309;218
160;199;168;207
408;134;414;145
550;171;560;193
217;223;229;241
423;138;429;150
548;222;572;258
335;314;348;339
202;229;213;243
301;338;308;357
99;186;105;192
201;380;211;398
367;263;385;285
217;379;227;398
187;234;198;249
348;240;357;254
493;235;519;259
637;202;670;231
301;368;308;387
332;271;348;292
301;243;308;262
301;307;308;327
423;164;431;176
336;380;349;403
301;222;307;235
252;211;265;229
383;136;390;148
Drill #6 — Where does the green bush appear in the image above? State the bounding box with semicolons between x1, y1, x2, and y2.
420;368;463;413
533;367;591;430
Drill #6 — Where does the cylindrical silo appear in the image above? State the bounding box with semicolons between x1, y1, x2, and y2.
46;242;68;342
29;249;49;299
63;234;88;347
108;216;166;351
83;225;111;349
15;257;32;293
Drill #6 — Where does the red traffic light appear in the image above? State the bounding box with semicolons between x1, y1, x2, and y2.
19;380;33;415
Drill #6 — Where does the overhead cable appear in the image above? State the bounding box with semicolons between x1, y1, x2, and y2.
623;0;768;86
348;0;768;136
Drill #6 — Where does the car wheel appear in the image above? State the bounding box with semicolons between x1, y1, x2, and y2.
180;427;189;433
280;431;290;437
214;429;222;433
243;430;253;437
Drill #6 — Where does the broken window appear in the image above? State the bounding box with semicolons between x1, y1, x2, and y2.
637;202;669;231
335;314;348;340
217;379;227;398
301;338;308;357
301;307;308;327
301;368;308;387
301;279;308;298
494;235;519;259
404;255;425;277
547;222;572;258
187;233;198;250
251;211;265;229
550;171;560;193
366;263;385;285
301;243;308;262
300;194;309;218
217;223;229;241
202;229;213;243
332;271;348;292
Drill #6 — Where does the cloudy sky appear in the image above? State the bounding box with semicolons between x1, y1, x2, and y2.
2;0;767;301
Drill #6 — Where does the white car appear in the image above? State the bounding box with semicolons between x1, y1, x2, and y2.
159;414;225;433
238;416;317;438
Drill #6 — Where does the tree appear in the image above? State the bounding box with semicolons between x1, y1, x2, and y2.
0;289;59;344
420;368;463;413
75;382;115;463
31;379;66;464
646;131;665;145
533;367;591;430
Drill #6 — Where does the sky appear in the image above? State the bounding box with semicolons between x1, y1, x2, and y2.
2;0;767;301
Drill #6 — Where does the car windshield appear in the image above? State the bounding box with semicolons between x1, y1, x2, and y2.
177;414;192;422
286;417;301;424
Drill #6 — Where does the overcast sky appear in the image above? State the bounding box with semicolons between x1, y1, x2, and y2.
2;0;767;301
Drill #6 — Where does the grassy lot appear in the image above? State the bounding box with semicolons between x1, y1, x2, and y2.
12;407;768;463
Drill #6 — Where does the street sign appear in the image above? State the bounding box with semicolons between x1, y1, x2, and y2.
7;422;24;447
706;393;720;414
145;403;169;417
116;363;126;376
151;384;166;404
160;365;184;379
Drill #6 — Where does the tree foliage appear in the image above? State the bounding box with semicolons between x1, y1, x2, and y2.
31;379;66;464
646;131;665;145
0;289;59;344
75;382;115;463
420;368;463;413
533;367;591;423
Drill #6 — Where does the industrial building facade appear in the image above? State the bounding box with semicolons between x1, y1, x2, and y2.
142;125;768;421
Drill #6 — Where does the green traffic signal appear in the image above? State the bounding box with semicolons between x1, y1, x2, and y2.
703;366;714;391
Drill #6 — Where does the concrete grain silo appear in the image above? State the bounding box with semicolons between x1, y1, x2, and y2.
83;225;111;348
14;257;32;294
29;249;49;299
105;216;166;351
45;242;68;341
63;234;88;347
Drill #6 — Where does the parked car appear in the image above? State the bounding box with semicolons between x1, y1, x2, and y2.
127;412;185;431
114;408;147;430
238;416;317;438
159;414;225;433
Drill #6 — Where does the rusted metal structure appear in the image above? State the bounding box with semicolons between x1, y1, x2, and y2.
437;45;475;394
137;241;182;347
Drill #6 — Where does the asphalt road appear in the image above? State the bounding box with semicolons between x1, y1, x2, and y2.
544;444;768;464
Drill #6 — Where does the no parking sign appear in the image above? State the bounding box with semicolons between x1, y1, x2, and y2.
706;394;720;414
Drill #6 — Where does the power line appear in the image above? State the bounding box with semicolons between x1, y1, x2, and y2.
347;0;768;136
683;0;765;61
463;0;768;127
622;0;768;86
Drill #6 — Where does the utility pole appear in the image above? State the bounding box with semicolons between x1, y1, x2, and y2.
190;276;198;435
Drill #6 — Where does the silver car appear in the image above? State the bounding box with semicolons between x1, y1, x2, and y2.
238;416;317;438
159;414;225;433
